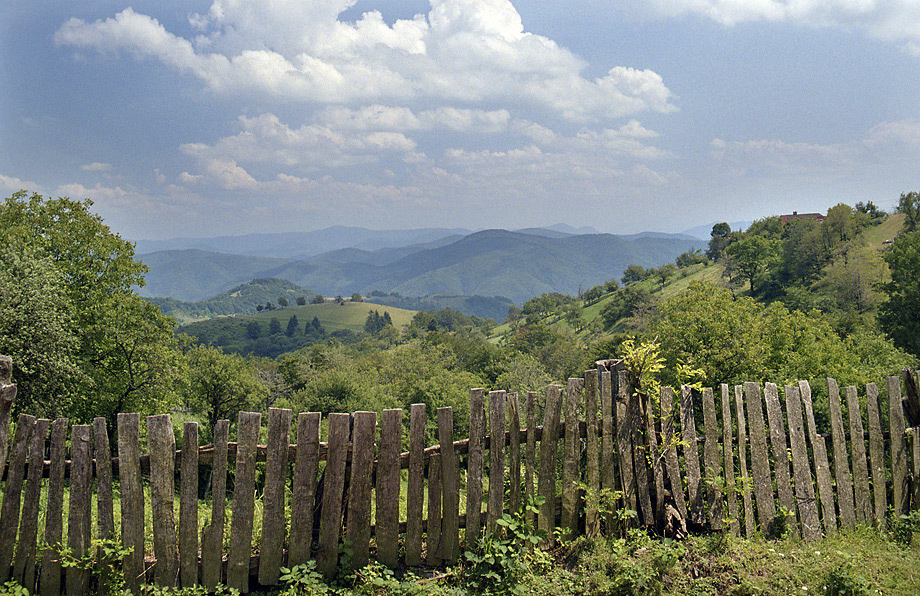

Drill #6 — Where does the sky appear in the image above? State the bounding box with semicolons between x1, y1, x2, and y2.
1;1;919;241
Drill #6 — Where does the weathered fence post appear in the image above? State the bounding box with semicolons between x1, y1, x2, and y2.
40;417;69;596
180;422;199;588
260;408;292;585
67;423;92;596
734;385;756;538
228;412;261;591
438;407;460;564
679;385;704;526
799;380;837;535
828;378;857;528
845;386;872;523
785;385;821;541
148;414;178;588
117;414;145;592
720;384;740;536
745;382;776;536
661;387;689;528
201;419;230;590
866;383;888;525
467;389;485;549
405;404;426;566
562;380;582;536
317;413;349;577
701;387;723;530
488;390;506;534
889;376;909;515
764;383;796;537
377;408;403;568
585;370;600;536
346;411;377;570
538;384;563;546
14;417;49;591
525;391;537;528
288;413;320;568
509;392;522;517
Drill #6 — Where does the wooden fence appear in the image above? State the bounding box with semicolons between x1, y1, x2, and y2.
1;355;920;594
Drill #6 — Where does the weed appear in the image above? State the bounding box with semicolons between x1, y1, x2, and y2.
824;564;872;596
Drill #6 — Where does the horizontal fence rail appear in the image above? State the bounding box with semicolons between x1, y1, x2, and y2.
1;355;920;594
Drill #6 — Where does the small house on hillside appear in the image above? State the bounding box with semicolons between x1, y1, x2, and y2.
780;211;825;224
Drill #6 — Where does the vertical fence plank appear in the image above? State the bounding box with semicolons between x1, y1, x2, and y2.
889;375;909;515
661;387;689;525
785;386;821;541
346;411;377;570
866;383;887;525
180;422;199;588
911;428;920;512
438;407;460;565
260;408;292;585
148;414;178;588
632;386;654;527
228;412;261;591
13;418;49;591
539;384;563;546
289;413;320;568
426;452;442;567
745;382;776;536
67;424;92;596
317;413;349;577
488;390;507;534
799;381;837;535
0;414;33;584
764;383;797;536
509;393;522;516
828;378;857;528
585;370;600;536
376;409;403;568
93;418;116;542
525;391;537;528
644;391;665;529
405;404;426;566
615;371;636;515
562;380;583;535
679;385;704;526
845;386;872;523
40;418;68;596
202;419;230;590
466;389;485;549
0;357;14;477
702;387;723;530
720;385;740;535
734;386;755;538
600;371;616;495
116;414;144;593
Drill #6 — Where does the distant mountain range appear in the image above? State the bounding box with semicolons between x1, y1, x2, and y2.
137;226;701;307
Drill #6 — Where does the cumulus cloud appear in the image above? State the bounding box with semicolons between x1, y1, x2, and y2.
0;174;41;192
54;1;676;120
80;162;113;172
631;0;920;55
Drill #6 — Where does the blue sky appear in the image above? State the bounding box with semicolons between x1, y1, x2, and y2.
2;1;918;241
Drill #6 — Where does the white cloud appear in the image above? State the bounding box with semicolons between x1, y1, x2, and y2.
80;162;113;172
54;1;676;120
631;0;920;55
0;174;41;192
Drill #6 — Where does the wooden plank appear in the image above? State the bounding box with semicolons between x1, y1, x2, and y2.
615;371;636;514
600;371;615;495
889;375;909;515
660;387;689;524
562;379;583;535
508;393;522;516
764;383;797;536
911;428;920;512
785;386;821;541
13;418;49;591
376;409;403;568
866;383;887;525
427;453;442;566
585;370;600;536
316;413;349;578
260;408;292;585
720;385;740;536
39;418;68;596
828;378;856;528
117;415;144;592
734;386;755;538
148;414;178;588
346;411;377;570
201;419;229;590
525;391;537;527
799;380;837;535
93;418;116;542
466;388;485;549
632;384;653;527
538;384;563;546
744;382;776;536
0;357;14;476
679;385;704;526
0;414;33;584
845;386;872;523
288;413;320;568
488;391;507;534
438;407;460;565
644;390;665;529
67;424;92;596
180;422;199;588
228;412;261;591
702;387;724;530
405;404;426;566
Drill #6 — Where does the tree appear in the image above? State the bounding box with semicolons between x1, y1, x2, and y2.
285;314;300;337
296;296;307;306
879;230;920;356
724;233;780;295
706;222;732;260
256;304;264;312
621;264;650;285
312;294;325;304
897;191;920;232
246;321;262;339
278;297;289;308
351;293;363;302
269;317;282;335
186;345;266;437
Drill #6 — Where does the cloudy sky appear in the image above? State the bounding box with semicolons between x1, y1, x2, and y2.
2;1;919;241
